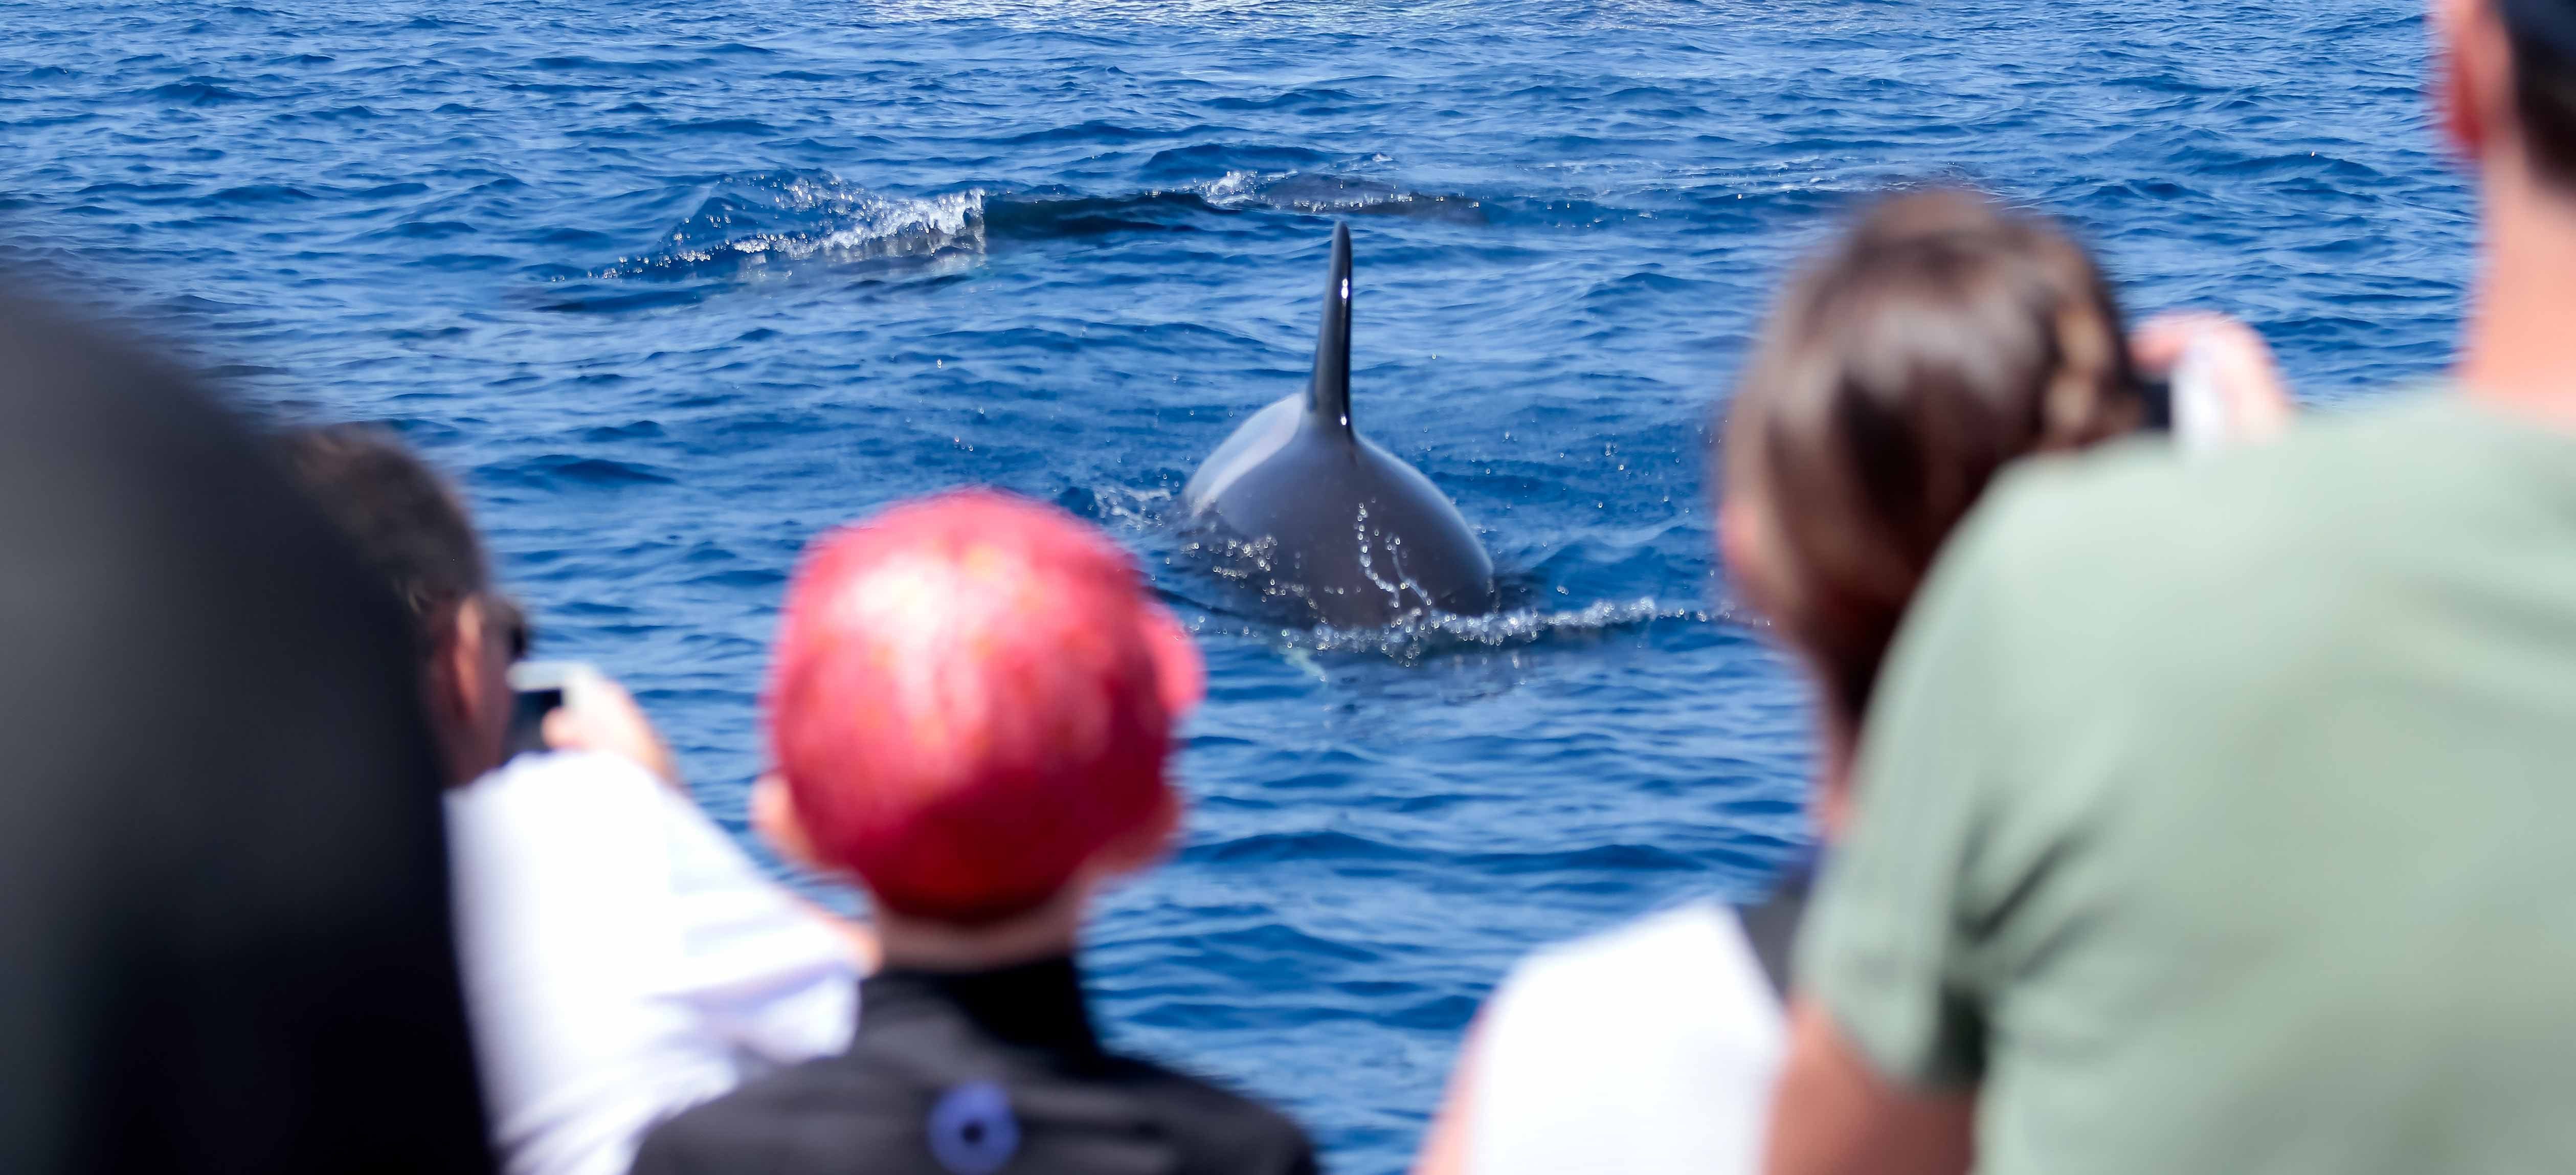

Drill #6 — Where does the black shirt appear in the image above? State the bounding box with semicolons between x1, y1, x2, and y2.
631;956;1320;1175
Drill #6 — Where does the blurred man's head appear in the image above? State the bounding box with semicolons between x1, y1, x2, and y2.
280;425;523;786
760;490;1203;932
2434;0;2576;407
2443;0;2576;192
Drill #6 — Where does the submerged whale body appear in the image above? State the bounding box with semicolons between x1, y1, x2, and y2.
1182;223;1499;627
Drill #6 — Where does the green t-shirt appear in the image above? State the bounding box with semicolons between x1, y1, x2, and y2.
1802;391;2576;1175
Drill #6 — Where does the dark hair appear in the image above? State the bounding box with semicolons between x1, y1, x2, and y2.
1722;189;2148;726
0;296;492;1171
2505;0;2576;185
277;424;496;657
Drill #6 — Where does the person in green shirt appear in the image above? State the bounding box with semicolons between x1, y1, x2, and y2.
1767;3;2576;1175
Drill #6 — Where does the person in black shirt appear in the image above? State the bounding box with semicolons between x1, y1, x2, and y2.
630;490;1317;1175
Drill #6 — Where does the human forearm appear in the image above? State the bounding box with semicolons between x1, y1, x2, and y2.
1765;999;1974;1175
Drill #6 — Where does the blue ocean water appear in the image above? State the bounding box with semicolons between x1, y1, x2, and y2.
1;2;2470;1169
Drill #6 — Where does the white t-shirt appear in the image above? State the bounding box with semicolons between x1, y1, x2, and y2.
445;751;861;1175
1466;900;1786;1175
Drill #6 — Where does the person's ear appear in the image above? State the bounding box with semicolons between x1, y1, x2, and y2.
2436;0;2482;157
450;595;500;705
752;773;824;871
422;606;467;724
419;600;485;784
1092;785;1181;880
2437;0;2509;161
1718;498;1784;624
432;595;515;784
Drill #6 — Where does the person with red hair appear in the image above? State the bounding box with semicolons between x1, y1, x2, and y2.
631;489;1317;1175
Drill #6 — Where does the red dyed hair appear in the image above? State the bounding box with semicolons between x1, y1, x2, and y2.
767;489;1204;925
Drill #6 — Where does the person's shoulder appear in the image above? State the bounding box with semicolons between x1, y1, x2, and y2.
1520;899;1749;973
1502;900;1770;1022
444;750;677;884
452;748;668;817
448;756;657;888
1464;903;1780;1175
1984;391;2456;555
1095;1053;1319;1174
630;1055;921;1175
1940;391;2460;611
1478;899;1782;1094
644;1046;1318;1175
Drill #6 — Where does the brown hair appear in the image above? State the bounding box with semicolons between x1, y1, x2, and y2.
2505;0;2576;186
276;424;500;659
1721;189;2147;728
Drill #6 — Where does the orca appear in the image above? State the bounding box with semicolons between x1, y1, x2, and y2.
1181;223;1499;627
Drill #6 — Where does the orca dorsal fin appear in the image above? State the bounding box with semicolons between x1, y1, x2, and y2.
1306;223;1354;436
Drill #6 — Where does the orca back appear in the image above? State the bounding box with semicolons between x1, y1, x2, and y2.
1180;224;1497;627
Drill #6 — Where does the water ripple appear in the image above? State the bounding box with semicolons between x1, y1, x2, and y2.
0;2;2468;1169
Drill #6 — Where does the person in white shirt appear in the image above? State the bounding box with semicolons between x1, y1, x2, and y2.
281;424;870;1175
1407;192;2294;1175
1424;898;1792;1175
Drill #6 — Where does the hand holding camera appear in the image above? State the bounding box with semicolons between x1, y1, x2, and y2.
2132;312;2297;453
509;661;685;788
